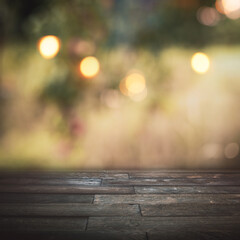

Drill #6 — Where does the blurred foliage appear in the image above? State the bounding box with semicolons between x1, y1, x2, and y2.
1;0;240;168
40;75;81;109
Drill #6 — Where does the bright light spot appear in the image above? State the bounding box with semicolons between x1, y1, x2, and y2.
222;0;240;12
191;52;210;74
119;71;147;101
215;0;225;14
79;56;100;78
129;88;148;102
224;142;239;159
197;7;220;26
216;0;240;19
38;35;60;59
125;73;146;95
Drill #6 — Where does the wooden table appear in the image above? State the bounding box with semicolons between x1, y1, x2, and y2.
0;170;239;239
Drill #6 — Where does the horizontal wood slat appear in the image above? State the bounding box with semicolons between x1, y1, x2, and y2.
0;185;134;194
94;194;240;204
0;170;239;240
0;203;140;217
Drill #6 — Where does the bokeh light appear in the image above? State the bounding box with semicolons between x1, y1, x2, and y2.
215;0;225;14
216;0;240;19
197;7;220;26
222;0;240;13
191;52;210;74
38;35;60;59
79;56;100;78
125;73;146;95
129;88;148;102
224;142;239;159
119;72;147;101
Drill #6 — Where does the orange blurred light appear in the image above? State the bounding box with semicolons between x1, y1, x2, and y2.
216;0;240;19
129;88;148;102
79;56;100;78
125;73;146;95
38;35;60;59
222;0;240;12
119;71;147;101
191;52;210;74
215;0;225;14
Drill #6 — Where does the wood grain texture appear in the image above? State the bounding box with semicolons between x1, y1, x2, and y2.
0;193;94;203
129;172;240;179
140;203;240;216
0;231;146;240
87;216;240;233
0;203;140;217
0;178;101;185
0;170;239;240
0;171;129;179
135;186;240;194
0;217;87;231
148;230;240;240
94;194;240;204
102;178;240;186
0;185;134;194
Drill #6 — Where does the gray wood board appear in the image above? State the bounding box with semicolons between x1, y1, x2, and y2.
0;193;94;203
102;178;240;186
87;216;240;233
135;186;240;194
0;185;134;194
0;217;87;231
94;194;240;204
140;203;240;216
0;203;140;217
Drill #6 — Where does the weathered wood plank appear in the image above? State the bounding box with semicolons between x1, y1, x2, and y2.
0;185;134;194
140;203;240;216
0;231;146;240
102;178;240;186
135;186;240;194
94;194;240;204
0;203;140;217
0;193;94;203
148;230;240;240
87;216;240;233
0;178;101;185
130;172;240;179
0;217;87;231
0;171;129;180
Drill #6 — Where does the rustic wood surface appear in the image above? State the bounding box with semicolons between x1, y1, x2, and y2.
0;170;239;240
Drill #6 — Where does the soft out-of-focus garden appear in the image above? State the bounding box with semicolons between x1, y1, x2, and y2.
0;0;240;169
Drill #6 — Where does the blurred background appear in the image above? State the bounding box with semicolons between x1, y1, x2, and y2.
0;0;240;169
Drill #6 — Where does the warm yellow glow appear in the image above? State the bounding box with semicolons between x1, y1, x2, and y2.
79;56;100;78
215;0;225;14
129;88;148;102
216;0;240;19
191;52;210;74
119;78;129;96
38;35;60;59
125;73;146;95
222;0;240;13
119;72;147;101
224;142;239;159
